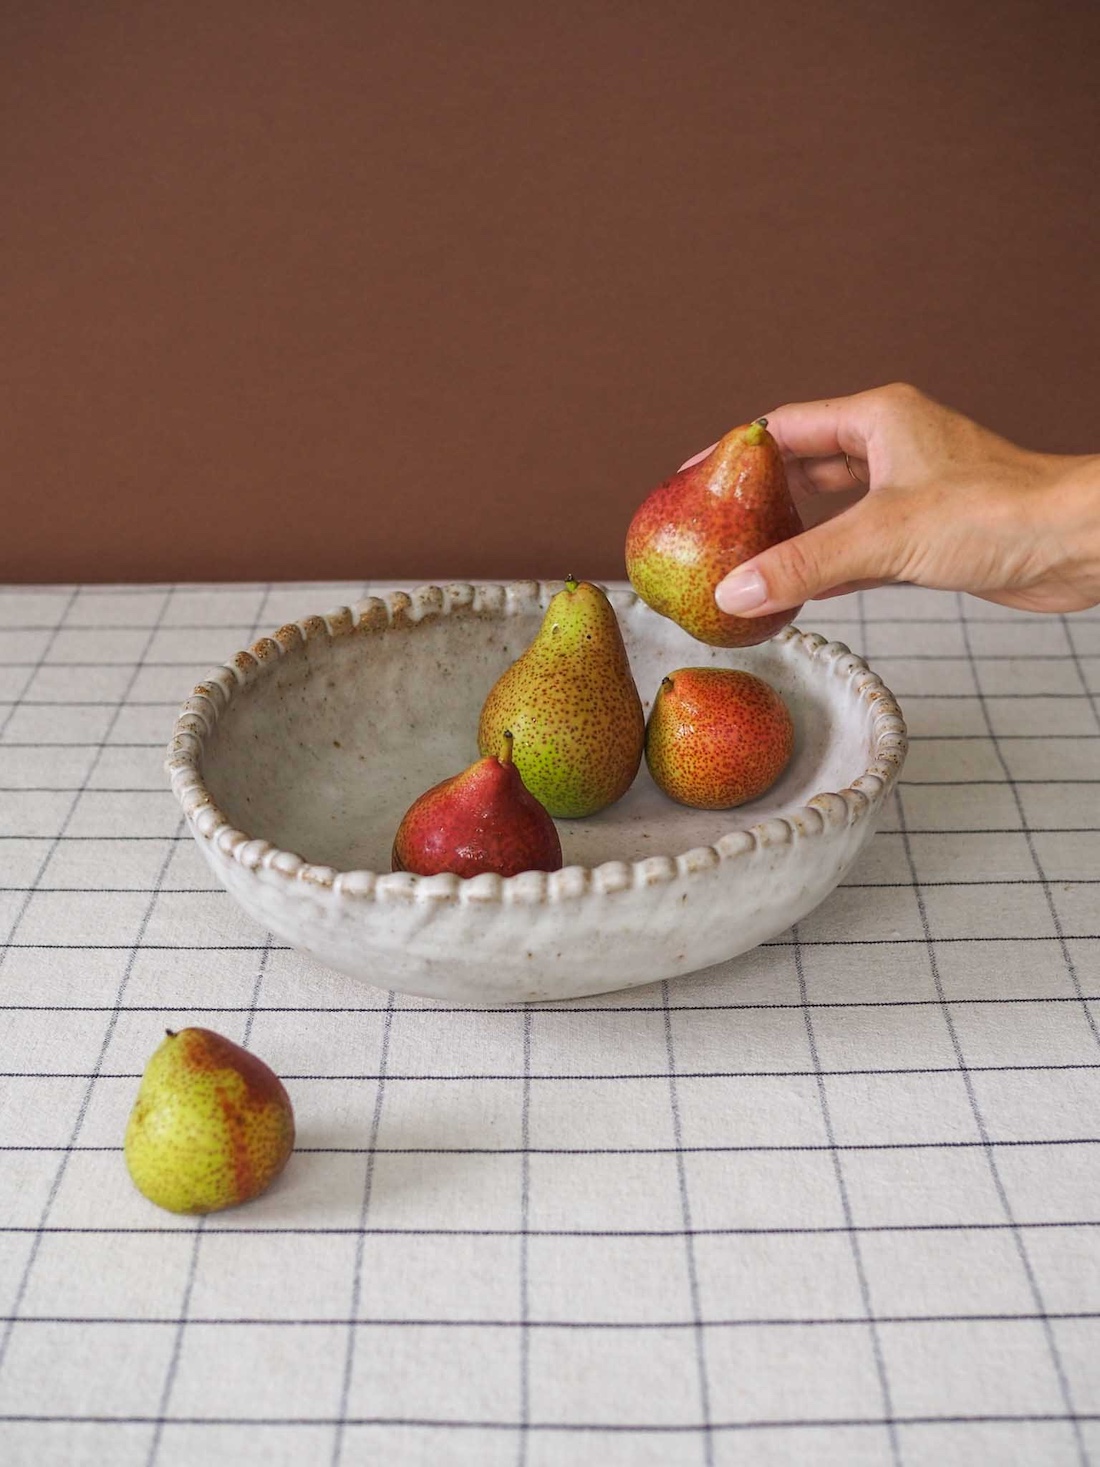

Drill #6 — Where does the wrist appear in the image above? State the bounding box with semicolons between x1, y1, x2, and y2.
1047;453;1100;610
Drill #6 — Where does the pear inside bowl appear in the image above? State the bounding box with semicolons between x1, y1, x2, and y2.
168;583;906;1004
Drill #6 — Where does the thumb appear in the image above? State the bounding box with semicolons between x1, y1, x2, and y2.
715;502;899;616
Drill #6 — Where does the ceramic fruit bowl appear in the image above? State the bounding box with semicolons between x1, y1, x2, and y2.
166;583;907;1004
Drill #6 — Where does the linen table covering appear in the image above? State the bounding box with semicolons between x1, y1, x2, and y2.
0;580;1097;1467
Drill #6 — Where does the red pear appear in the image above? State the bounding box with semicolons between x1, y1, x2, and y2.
625;419;802;646
392;732;563;878
645;667;794;809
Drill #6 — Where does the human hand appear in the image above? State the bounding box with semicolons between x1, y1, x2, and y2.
692;383;1100;617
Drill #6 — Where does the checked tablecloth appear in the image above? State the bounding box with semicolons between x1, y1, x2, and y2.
0;580;1098;1467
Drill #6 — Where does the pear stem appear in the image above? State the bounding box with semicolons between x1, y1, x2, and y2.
499;730;515;765
564;574;578;593
744;418;769;445
661;676;674;692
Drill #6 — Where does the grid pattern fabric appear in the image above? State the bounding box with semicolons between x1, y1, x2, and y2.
0;580;1098;1467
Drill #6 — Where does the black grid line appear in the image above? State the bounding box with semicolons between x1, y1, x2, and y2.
2;933;1096;948
0;746;174;752
9;1309;1100;1328
331;990;397;1467
6;1217;1100;1237
7;1136;1100;1156
11;1060;1100;1079
143;945;275;1467
3;993;1100;1014
661;982;714;1465
1063;614;1100;731
144;1223;203;1464
5;989;1100;1013
517;1006;533;1467
144;585;279;1467
0;1411;1097;1431
795;918;901;1466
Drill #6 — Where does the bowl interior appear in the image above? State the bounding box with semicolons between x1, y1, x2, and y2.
199;594;877;873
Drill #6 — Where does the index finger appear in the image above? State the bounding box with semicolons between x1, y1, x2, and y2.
764;392;875;462
678;391;876;472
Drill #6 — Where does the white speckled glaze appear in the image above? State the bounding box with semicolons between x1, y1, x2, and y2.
166;583;907;1003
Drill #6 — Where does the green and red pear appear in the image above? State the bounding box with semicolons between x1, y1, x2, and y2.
124;1027;295;1214
478;578;644;818
392;732;563;878
625;419;802;647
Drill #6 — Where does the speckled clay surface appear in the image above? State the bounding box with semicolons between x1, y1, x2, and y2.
166;582;907;1003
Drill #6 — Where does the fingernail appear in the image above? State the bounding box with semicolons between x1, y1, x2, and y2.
715;568;767;614
678;444;717;470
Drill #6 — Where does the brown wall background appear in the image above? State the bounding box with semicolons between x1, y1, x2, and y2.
3;0;1097;584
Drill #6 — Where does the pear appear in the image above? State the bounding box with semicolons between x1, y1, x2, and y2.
392;731;563;878
477;578;644;818
646;667;794;809
625;419;803;647
124;1028;295;1214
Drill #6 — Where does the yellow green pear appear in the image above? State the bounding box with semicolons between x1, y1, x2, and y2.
124;1028;295;1214
477;577;644;818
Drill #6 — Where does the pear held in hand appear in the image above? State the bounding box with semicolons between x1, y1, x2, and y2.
478;578;644;818
392;731;563;878
625;419;803;647
646;667;794;809
124;1028;295;1214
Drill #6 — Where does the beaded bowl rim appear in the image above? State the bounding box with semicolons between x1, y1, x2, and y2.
165;581;908;907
